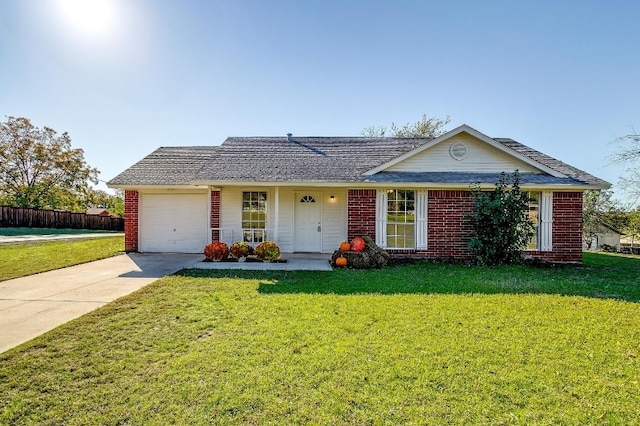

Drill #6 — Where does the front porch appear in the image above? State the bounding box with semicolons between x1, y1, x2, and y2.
212;187;348;254
191;253;333;271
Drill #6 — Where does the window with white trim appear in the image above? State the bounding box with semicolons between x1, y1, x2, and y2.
387;189;415;249
242;191;267;242
376;189;428;250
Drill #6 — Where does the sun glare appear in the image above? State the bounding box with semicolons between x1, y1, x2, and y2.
57;0;116;38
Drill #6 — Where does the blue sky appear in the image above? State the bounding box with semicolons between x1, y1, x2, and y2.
1;1;638;200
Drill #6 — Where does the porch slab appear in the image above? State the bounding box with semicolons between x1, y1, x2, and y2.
189;254;333;271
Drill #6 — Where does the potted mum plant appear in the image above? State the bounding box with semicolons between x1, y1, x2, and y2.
230;241;253;262
204;241;229;261
254;241;281;262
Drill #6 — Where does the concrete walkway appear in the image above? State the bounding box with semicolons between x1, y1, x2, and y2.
192;253;333;271
0;253;332;353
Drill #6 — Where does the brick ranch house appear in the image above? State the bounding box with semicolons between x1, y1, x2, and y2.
108;125;609;262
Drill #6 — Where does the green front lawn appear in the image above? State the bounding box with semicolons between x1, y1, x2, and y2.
0;236;124;281
1;252;639;424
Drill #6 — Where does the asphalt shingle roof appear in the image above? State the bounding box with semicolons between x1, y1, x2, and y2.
108;146;218;186
108;134;608;187
494;138;610;187
194;137;423;182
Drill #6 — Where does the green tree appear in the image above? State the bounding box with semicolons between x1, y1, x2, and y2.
468;171;534;266
361;113;451;138
625;207;640;249
86;188;125;217
582;190;628;249
0;116;98;211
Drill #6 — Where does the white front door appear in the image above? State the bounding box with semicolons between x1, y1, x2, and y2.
294;193;322;252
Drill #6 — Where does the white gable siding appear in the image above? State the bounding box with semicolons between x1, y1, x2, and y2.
387;133;539;173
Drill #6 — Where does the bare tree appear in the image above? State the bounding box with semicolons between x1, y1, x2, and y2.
361;114;451;138
610;127;640;201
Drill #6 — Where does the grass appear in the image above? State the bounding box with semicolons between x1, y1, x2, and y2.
0;227;121;236
1;252;639;424
0;236;124;281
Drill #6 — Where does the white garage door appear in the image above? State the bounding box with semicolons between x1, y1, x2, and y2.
139;193;209;253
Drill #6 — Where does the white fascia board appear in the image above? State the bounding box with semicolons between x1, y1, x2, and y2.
362;124;567;178
107;184;209;192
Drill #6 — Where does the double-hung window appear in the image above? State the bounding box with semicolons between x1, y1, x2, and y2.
386;190;415;249
376;189;428;250
242;191;267;242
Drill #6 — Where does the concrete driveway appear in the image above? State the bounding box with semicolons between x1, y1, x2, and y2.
0;253;202;353
0;232;124;244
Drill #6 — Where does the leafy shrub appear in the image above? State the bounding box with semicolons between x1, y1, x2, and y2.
230;241;253;259
204;241;228;261
254;241;280;261
468;171;534;266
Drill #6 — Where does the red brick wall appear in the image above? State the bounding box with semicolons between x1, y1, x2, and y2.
124;190;139;252
347;189;376;240
211;190;221;241
425;190;475;259
347;189;584;263
527;192;583;263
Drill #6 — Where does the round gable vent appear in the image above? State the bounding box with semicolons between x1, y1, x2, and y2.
449;142;468;161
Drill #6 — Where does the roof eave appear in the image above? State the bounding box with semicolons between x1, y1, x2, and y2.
184;179;610;191
368;182;609;191
107;183;210;191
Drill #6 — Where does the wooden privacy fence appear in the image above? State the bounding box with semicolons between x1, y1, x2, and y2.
0;206;124;231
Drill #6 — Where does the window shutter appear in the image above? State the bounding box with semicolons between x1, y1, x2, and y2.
539;191;553;251
376;189;387;247
416;190;428;249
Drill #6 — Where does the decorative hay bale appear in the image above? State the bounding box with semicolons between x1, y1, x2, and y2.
330;236;389;269
362;236;389;267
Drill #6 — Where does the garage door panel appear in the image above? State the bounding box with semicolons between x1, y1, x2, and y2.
154;209;175;224
140;194;209;253
144;196;171;208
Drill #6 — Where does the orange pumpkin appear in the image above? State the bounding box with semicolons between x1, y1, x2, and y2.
339;241;351;251
350;237;366;252
335;256;347;267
